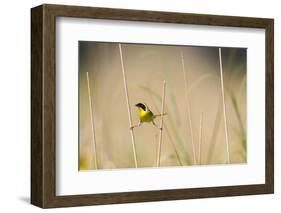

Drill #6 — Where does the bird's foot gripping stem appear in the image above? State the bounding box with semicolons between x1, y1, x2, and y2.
130;122;142;130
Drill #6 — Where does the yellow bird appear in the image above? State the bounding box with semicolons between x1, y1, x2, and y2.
131;102;167;129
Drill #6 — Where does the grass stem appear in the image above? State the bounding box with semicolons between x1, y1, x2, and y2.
206;98;222;163
145;91;183;166
157;81;166;167
181;50;197;165
86;72;98;170
219;48;231;163
198;112;203;164
118;44;138;168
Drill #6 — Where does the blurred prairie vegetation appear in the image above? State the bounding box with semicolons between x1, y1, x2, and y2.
79;42;247;170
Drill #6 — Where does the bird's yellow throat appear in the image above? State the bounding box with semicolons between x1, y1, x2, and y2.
137;108;154;122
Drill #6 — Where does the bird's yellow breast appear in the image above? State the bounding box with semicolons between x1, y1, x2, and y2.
137;108;154;122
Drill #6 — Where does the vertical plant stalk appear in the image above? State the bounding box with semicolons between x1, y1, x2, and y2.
181;51;197;165
157;81;166;167
118;44;138;168
86;72;98;170
198;112;203;165
147;93;183;166
219;48;231;164
206;98;222;163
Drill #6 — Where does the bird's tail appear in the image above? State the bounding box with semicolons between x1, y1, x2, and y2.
153;113;167;118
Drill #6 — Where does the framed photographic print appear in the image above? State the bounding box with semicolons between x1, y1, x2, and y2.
31;4;274;208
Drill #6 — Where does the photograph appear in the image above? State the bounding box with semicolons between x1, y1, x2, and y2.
78;42;247;170
30;3;274;208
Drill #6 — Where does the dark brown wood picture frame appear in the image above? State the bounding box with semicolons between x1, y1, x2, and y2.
31;4;274;208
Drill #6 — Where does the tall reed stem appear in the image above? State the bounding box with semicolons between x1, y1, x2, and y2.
86;72;98;170
219;48;230;163
147;93;183;166
181;50;197;165
118;44;138;168
157;81;166;167
198;112;203;165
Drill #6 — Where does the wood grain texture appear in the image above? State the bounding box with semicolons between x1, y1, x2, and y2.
31;5;43;207
265;20;274;193
31;4;274;208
